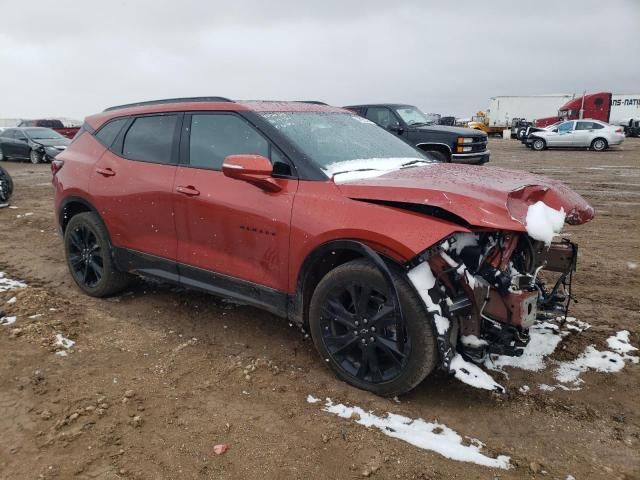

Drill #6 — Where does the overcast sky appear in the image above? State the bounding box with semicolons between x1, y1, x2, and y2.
1;0;638;120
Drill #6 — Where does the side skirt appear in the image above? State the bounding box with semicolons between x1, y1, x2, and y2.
112;247;288;318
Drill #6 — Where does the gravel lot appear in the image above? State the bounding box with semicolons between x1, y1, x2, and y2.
0;138;638;479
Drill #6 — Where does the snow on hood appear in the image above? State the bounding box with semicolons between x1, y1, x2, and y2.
335;163;594;231
324;157;431;184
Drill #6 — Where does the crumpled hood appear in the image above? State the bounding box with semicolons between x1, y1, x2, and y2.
335;163;594;231
33;138;70;148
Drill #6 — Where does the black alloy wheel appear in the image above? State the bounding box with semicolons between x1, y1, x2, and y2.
319;281;409;384
309;259;438;396
64;212;131;297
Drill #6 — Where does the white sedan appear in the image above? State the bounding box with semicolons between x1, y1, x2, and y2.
526;119;625;151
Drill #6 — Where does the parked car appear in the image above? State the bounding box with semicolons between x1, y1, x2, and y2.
53;97;594;396
526;119;625;151
0;127;70;163
0;165;13;203
18;119;80;139
344;103;490;164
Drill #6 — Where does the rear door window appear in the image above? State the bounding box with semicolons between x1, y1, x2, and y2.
123;115;178;164
188;114;269;170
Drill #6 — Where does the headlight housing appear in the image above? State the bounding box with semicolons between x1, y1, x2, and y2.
457;137;474;144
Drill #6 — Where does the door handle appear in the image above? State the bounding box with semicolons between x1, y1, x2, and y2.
96;167;116;177
176;185;200;196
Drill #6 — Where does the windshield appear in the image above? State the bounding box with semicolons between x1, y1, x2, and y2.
259;112;430;178
25;128;65;140
394;106;431;126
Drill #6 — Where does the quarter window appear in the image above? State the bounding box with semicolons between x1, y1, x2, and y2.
122;115;178;164
95;118;128;148
189;114;269;170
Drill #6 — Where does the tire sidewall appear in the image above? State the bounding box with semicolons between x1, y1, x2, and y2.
308;260;437;396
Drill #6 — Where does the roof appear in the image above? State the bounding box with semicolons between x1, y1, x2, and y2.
87;98;347;130
343;103;415;109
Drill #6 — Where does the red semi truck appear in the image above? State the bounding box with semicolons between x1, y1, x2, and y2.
535;92;640;130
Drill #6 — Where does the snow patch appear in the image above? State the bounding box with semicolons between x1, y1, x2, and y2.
525;201;566;246
306;394;320;404
434;314;450;335
324;157;430;184
321;399;511;469
451;354;505;393
55;334;75;349
0;272;27;293
461;335;488;348
1;316;17;326
451;233;479;255
554;347;626;384
6;296;17;304
407;262;440;314
627;262;637;270
607;330;637;354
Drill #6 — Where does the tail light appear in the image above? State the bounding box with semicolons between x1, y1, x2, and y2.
51;159;64;176
615;128;623;133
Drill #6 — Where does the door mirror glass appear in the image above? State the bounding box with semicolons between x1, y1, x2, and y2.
551;128;558;133
222;154;281;192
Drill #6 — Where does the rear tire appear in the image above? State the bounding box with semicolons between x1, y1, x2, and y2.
531;138;546;151
0;165;13;202
591;138;607;151
64;212;131;297
308;258;438;396
425;150;449;163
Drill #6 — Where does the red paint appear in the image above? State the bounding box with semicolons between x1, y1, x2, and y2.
55;100;595;298
535;92;612;127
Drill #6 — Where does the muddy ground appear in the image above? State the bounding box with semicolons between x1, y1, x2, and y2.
0;139;639;480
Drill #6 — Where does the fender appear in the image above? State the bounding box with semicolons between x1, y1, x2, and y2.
289;240;402;343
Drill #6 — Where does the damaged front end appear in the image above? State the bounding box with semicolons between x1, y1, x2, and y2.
406;230;578;374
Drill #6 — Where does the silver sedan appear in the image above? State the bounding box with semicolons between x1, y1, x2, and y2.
526;119;625;151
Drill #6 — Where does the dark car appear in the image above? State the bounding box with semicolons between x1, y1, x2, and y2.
0;127;70;164
18;119;80;139
344;104;490;164
52;97;594;396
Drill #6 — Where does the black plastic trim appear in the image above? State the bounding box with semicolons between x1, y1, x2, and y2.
104;97;232;112
112;247;288;317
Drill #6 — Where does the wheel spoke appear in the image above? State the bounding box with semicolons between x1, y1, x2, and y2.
325;333;359;355
69;254;84;268
356;285;372;317
323;300;355;328
355;346;370;379
70;231;84;251
82;261;90;283
369;304;394;326
88;259;103;279
367;345;384;382
375;338;405;367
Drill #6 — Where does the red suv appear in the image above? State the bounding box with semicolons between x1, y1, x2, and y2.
53;97;594;396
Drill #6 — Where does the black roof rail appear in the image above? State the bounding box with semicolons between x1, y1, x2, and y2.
295;100;329;106
103;96;233;112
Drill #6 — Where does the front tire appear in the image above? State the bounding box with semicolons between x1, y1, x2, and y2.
64;212;131;297
591;138;607;151
30;149;42;164
308;259;438;396
531;138;546;151
425;150;449;163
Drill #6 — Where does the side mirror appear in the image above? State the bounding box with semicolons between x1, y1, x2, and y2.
551;128;558;133
388;124;404;134
222;154;281;192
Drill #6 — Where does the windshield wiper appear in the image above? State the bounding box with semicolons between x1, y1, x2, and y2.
409;122;431;127
332;168;379;176
400;160;429;168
